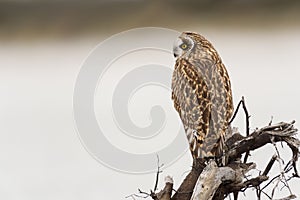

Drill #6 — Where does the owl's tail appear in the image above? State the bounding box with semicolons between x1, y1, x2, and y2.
186;128;225;160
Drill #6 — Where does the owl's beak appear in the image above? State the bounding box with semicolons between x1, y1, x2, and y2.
173;38;183;58
173;46;181;58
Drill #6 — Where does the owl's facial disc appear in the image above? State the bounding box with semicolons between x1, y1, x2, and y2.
173;38;183;58
173;35;194;58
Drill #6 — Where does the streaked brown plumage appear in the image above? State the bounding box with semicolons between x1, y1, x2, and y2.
171;32;233;159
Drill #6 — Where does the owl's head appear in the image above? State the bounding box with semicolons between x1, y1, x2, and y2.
173;32;195;58
173;32;212;59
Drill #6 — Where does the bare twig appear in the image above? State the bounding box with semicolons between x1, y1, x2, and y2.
263;155;277;176
257;139;299;199
153;154;164;192
273;194;297;200
228;97;251;164
228;96;250;136
125;189;150;199
241;97;250;137
127;155;165;200
138;189;151;197
269;116;274;126
229;98;243;125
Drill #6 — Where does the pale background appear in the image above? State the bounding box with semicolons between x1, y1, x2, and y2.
0;1;300;199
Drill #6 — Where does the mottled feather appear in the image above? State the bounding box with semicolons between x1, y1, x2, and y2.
172;32;233;159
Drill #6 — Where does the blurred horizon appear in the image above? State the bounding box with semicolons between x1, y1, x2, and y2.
1;0;300;41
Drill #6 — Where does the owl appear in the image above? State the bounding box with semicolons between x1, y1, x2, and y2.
171;32;233;159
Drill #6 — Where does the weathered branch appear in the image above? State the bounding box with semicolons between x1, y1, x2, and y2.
182;121;298;200
224;175;269;192
262;155;277;176
152;176;173;200
130;121;299;200
191;160;236;200
227;121;299;162
171;158;206;200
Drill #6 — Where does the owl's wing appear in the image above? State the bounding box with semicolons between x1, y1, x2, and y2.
172;58;213;158
172;58;233;159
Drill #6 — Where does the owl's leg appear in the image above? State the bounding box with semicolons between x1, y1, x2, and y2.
192;130;205;145
186;129;201;159
193;130;212;159
189;129;217;160
214;149;226;167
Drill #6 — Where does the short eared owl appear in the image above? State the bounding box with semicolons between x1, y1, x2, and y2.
171;32;233;159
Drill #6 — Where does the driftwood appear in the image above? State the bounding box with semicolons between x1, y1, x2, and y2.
191;160;236;200
127;120;299;200
127;99;300;200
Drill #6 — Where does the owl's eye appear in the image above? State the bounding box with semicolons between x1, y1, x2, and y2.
180;43;188;50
